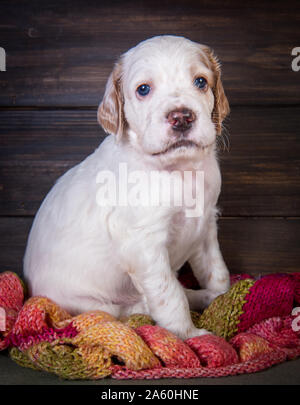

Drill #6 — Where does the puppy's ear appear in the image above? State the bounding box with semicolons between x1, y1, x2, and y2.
97;59;127;141
202;47;230;135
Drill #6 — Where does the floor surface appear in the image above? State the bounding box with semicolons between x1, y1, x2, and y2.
1;351;300;385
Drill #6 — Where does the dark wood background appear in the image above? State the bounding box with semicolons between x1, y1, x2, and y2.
0;0;299;277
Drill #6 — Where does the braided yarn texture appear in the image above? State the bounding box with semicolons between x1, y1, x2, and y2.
0;271;299;380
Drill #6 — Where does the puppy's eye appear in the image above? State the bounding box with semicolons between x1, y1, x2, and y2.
137;84;151;96
194;77;207;90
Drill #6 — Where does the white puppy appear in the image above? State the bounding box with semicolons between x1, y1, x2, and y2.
24;35;230;340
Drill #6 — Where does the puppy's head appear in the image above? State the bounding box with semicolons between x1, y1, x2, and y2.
98;35;229;164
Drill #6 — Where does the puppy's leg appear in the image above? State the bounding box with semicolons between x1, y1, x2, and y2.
61;296;122;318
186;217;230;311
127;245;210;340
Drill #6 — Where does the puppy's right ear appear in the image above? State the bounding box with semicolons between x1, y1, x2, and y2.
97;60;126;141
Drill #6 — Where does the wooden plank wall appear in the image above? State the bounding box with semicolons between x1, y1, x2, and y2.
0;0;300;276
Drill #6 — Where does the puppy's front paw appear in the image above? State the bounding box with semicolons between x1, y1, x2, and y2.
182;327;213;340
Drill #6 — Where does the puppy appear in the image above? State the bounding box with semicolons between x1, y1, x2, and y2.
24;35;230;340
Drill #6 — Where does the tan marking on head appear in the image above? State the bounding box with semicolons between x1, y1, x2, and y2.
199;46;230;135
97;58;128;141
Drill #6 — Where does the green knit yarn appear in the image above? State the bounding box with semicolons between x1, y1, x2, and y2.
9;347;41;371
191;310;202;327
193;279;255;340
10;341;112;379
122;314;155;329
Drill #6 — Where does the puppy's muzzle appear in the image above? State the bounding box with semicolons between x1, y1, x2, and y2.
167;108;196;133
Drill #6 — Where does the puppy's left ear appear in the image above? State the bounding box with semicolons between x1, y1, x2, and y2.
202;47;230;135
97;59;127;141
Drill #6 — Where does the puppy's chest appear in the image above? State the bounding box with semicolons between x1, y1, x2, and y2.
166;210;206;270
166;171;220;270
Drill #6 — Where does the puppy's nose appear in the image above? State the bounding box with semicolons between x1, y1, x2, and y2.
167;109;196;132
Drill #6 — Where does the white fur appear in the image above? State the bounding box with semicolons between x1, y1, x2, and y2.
24;35;230;340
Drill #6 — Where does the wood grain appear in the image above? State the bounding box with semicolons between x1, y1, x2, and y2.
1;216;299;277
0;0;299;106
0;0;299;277
1;106;299;216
